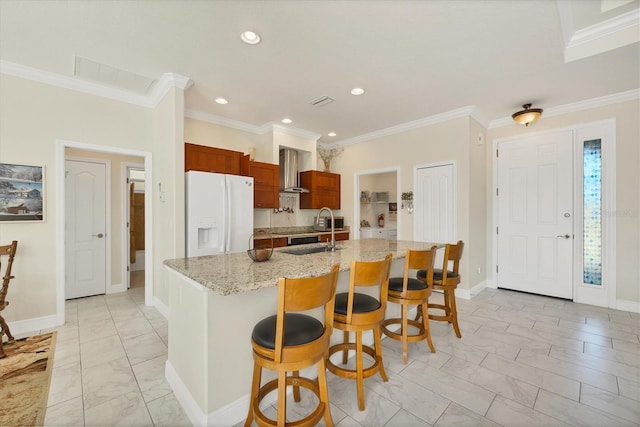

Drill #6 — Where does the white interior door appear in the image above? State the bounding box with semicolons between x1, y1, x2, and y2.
415;163;455;245
497;130;574;299
65;160;107;299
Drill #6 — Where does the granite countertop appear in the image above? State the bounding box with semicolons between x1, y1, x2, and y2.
252;227;350;240
164;239;439;296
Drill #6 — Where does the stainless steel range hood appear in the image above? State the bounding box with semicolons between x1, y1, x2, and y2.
279;149;310;193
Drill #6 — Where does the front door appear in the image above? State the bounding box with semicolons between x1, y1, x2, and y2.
65;159;107;299
497;130;574;299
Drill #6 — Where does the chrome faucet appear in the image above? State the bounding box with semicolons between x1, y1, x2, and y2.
316;207;335;251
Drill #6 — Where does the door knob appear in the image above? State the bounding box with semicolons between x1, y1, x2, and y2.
556;234;570;239
93;233;104;238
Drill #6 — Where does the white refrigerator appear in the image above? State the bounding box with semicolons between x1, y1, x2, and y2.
186;171;254;256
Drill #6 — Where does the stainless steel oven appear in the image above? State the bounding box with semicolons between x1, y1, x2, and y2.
287;235;321;246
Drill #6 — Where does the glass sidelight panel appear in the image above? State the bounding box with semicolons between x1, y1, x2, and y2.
583;139;602;285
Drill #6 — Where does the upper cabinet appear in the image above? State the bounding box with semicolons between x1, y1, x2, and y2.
299;170;341;209
242;156;279;208
185;143;243;175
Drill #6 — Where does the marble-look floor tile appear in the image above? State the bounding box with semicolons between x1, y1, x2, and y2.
78;318;117;344
580;383;640;423
485;395;570;426
586;317;640;336
434;402;500;427
277;386;348;427
326;373;400;427
131;355;172;402
44;396;84;426
584;342;640;367
43;323;79;344
618;377;640;402
80;333;126;370
548;345;640;381
146;392;192;427
381;338;451;373
440;356;539;408
82;357;140;410
53;338;80;368
480;353;580;401
612;338;640;354
367;372;450;425
516;349;618;393
384;408;429;426
474;326;551;354
400;360;495;416
84;390;152;426
335;416;364;426
506;324;585;352
122;331;167;365
451;331;521;361
558;318;640;344
496;306;560;326
114;316;156;340
48;361;82;407
534;389;635;427
458;312;511;332
533;321;613;347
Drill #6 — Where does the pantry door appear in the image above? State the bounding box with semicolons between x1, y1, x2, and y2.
497;130;574;299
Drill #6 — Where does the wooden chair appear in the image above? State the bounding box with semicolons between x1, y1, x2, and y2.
416;240;464;338
245;264;340;427
325;254;392;411
0;241;18;359
382;246;437;364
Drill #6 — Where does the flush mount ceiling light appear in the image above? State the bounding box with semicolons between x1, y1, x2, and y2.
350;87;365;96
512;103;543;126
327;132;337;137
281;118;293;124
240;31;261;45
215;97;228;105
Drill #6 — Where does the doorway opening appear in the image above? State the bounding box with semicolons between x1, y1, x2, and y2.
355;167;400;240
124;164;145;291
56;140;153;325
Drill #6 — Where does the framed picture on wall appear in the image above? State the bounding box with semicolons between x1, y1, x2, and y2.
0;163;44;222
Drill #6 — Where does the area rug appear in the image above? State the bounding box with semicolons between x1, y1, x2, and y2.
0;332;57;426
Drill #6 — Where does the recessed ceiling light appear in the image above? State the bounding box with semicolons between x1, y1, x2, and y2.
350;87;365;96
241;31;261;45
215;97;228;105
328;132;337;137
281;118;293;124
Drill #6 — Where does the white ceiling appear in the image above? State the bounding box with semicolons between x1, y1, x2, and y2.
1;0;638;145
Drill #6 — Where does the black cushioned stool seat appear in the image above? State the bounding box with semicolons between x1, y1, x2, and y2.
252;313;324;349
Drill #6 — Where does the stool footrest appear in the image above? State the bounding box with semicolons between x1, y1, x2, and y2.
253;376;325;427
326;343;381;380
381;318;427;342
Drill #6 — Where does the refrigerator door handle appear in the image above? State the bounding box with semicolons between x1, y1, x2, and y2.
226;178;232;253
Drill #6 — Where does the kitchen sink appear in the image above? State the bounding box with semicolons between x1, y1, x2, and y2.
281;246;343;255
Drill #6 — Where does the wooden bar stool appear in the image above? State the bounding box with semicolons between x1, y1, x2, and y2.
325;254;392;411
245;264;340;427
416;240;464;338
0;240;18;359
382;246;437;364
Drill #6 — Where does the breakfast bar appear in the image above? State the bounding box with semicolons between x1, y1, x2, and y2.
164;239;439;425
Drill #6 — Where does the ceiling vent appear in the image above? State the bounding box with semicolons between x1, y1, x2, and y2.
308;96;334;107
74;56;156;94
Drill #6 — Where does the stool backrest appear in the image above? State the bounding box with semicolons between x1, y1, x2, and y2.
440;240;464;284
0;241;18;307
275;264;340;362
343;253;393;323
400;246;437;296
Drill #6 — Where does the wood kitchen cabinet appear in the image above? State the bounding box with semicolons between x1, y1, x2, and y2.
242;156;279;208
320;231;349;242
185;143;243;175
299;170;341;209
254;237;287;249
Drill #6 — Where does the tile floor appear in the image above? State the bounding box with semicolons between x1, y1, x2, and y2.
34;286;639;426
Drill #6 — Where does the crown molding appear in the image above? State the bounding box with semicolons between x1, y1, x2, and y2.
557;1;640;62
332;106;483;147
184;109;320;140
0;60;191;108
488;88;640;129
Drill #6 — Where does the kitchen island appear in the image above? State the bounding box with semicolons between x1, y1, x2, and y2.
164;239;439;425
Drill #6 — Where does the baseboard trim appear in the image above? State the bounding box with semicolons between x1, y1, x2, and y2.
165;360;207;427
107;283;126;294
153;297;169;320
616;299;640;313
455;281;488;300
6;314;59;336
